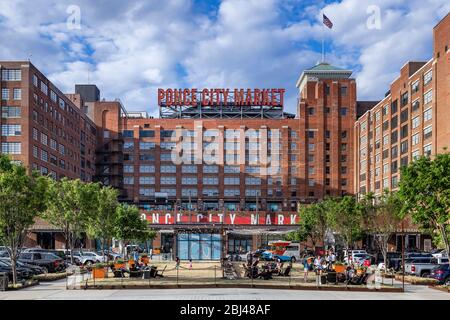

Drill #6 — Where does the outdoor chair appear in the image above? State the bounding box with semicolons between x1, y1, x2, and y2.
156;265;167;277
281;265;291;277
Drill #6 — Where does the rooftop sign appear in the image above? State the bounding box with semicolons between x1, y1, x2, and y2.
158;88;285;107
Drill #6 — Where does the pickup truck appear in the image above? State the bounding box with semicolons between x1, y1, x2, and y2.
404;257;449;277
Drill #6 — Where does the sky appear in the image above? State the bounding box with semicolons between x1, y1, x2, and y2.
0;0;449;116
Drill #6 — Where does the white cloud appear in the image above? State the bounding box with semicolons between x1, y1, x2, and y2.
0;0;448;113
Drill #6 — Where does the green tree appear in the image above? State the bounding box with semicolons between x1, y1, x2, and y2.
0;155;49;285
327;196;365;259
362;190;403;269
41;178;98;264
398;153;450;255
114;203;155;257
86;185;119;262
290;201;330;251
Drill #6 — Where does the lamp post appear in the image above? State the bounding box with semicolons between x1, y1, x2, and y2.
401;219;405;292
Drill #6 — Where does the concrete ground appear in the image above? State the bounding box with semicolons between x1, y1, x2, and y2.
0;278;448;300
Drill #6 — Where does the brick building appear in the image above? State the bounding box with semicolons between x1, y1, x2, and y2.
354;13;450;251
0;61;97;248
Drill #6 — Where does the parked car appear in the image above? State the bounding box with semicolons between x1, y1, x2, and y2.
429;264;450;285
343;250;368;264
96;250;122;261
18;252;66;273
0;259;34;281
0;258;46;276
431;249;448;259
72;251;107;266
391;252;433;271
23;248;68;261
283;243;301;262
405;257;449;277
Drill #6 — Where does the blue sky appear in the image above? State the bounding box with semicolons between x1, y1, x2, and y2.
0;0;448;115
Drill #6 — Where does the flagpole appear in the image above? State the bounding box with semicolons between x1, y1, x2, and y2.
321;12;325;63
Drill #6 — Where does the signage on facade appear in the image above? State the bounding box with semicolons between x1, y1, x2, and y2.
158;88;285;107
144;212;297;226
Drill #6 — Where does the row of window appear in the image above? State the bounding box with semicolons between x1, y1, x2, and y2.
123;176;297;186
1;88;22;100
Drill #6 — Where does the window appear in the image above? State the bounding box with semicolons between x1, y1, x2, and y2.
50;90;57;102
391;131;398;144
412;150;420;160
2;88;9;100
308;179;315;187
182;165;197;173
424;90;433;105
33;145;38;158
400;156;408;167
423;144;432;157
412;99;420;112
392;176;398;188
245;189;261;197
2;106;21;118
391;100;398;114
41;150;48;162
41;133;48;145
124;165;134;173
182;177;197;185
382;121;389;131
308;108;315;115
382;149;389;160
412;133;420;146
2;124;21;136
123;130;133;138
139;154;155;161
139;176;155;185
40;82;48;95
325;84;330;95
160;142;175;150
383;134;389;146
160;165;176;173
390;116;398;129
375;111;381;122
341;131;347;139
382;105;389;116
124;176;134;185
223;165;239;174
140;142;155;150
423;126;432;140
245;177;261;185
160;130;175;138
423;108;432;122
203;165;218;173
400;141;408;154
308;143;315;151
161;176;176;185
224;177;240;185
340;86;348;96
391;145;398;158
182;188;197;197
2;69;21;81
412;116;420;129
340;107;348;116
139;165;155;173
58;144;65;155
400;92;408;107
224;189;240;197
203;188;219;197
33;75;38;86
160;188;176;197
139;188;155;197
423;70;432;85
400;109;408;123
203;177;218;185
401;125;408;139
139;130;155;138
50;139;57;150
124;141;134;149
411;80;419;93
307;131;315;138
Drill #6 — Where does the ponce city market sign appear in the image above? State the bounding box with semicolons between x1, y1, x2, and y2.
158;88;286;107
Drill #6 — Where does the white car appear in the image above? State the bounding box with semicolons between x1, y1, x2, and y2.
72;251;107;265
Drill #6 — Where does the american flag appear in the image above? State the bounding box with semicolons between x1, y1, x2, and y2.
323;14;333;29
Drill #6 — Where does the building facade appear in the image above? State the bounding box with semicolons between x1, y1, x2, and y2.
354;13;449;251
0;61;97;248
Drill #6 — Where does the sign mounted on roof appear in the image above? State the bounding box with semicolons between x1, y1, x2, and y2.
158;88;285;107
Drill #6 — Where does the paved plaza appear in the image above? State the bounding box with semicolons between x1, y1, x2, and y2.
0;279;448;300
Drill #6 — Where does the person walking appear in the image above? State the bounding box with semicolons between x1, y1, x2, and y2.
188;259;193;270
175;256;180;269
302;257;310;282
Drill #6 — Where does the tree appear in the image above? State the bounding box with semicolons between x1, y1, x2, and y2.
398;153;450;256
290;201;330;251
114;203;156;257
327;196;365;259
0;155;49;285
362;190;403;269
41;178;98;264
86;185;119;262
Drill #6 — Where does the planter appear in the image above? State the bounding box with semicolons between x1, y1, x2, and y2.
92;267;107;279
333;265;346;273
114;263;125;270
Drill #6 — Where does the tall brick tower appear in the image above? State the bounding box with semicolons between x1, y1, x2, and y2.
296;62;357;199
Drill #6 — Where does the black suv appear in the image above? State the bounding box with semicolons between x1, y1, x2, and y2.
18;252;66;273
